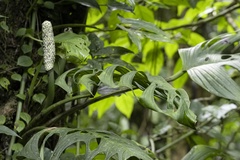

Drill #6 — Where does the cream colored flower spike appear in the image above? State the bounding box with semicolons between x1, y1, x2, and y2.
42;20;55;71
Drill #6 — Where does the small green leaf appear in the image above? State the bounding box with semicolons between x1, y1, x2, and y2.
0;125;20;137
0;21;9;32
11;73;22;81
16;28;26;37
15;120;25;132
17;55;33;67
21;44;32;54
182;145;220;160
0;115;6;125
43;1;54;9
33;93;46;104
37;0;44;4
20;112;31;124
12;143;23;152
28;67;35;76
0;77;10;90
16;93;26;100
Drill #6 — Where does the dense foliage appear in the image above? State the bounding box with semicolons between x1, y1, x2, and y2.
1;0;240;159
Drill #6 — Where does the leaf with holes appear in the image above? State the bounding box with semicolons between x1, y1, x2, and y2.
179;32;240;101
139;76;196;128
98;65;130;88
98;65;196;128
55;32;90;64
17;127;153;160
182;145;220;160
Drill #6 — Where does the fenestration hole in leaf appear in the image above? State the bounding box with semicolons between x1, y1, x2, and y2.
42;134;59;150
90;138;100;151
221;55;231;59
128;156;140;160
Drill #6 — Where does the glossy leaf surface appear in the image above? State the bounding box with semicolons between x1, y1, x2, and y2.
179;32;240;101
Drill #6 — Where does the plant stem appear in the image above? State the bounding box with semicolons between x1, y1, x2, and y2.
43;69;55;108
7;8;38;159
53;23;114;32
6;72;27;159
27;60;43;106
163;4;240;31
44;88;133;126
156;129;195;154
165;70;186;82
76;113;81;156
26;0;38;18
155;118;214;154
23;92;92;133
20;126;46;142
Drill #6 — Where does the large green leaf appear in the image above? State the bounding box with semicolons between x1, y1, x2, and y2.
139;75;196;128
55;32;90;64
99;65;196;128
17;127;153;160
57;64;196;128
118;17;171;51
182;145;220;160
179;32;240;101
